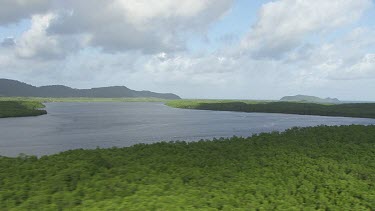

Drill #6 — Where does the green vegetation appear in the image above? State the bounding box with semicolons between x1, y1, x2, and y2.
0;97;169;103
0;101;46;118
0;125;374;210
166;99;273;108
167;100;375;119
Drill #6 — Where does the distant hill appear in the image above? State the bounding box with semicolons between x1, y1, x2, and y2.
0;79;181;99
280;95;340;104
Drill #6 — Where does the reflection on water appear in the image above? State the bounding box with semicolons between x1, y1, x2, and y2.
1;102;374;157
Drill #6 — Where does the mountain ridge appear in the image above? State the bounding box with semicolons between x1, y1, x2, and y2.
280;94;340;104
0;79;181;99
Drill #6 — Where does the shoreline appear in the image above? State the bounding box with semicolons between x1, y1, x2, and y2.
166;100;375;119
0;101;47;118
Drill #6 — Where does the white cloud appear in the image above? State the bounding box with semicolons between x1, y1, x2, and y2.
1;0;375;100
284;27;375;81
46;0;234;53
241;0;372;58
15;13;81;60
331;54;375;80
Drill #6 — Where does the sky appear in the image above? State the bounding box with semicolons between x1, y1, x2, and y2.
0;0;375;101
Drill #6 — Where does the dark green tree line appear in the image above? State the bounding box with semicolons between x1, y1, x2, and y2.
0;125;374;210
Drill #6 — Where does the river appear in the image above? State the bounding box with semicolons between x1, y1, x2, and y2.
1;102;374;157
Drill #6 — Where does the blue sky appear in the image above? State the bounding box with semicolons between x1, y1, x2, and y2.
1;0;375;100
0;20;30;40
188;0;266;52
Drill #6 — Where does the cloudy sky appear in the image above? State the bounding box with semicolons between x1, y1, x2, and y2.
1;0;375;100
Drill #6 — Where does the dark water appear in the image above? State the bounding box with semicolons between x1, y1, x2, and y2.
1;102;374;157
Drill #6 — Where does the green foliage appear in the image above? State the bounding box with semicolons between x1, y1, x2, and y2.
167;100;375;119
0;125;374;210
0;101;47;118
165;99;323;109
166;99;273;109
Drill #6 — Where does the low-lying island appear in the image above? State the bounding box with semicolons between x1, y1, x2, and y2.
0;101;47;118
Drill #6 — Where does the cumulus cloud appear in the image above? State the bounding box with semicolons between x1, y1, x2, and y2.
46;0;234;53
14;13;81;60
1;0;375;100
328;54;375;80
241;0;372;58
1;0;234;57
284;26;375;81
0;0;50;25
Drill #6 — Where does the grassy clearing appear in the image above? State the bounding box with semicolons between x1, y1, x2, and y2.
0;101;47;118
0;125;374;210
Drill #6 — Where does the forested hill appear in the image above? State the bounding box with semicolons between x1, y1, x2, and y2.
281;95;340;104
0;79;181;99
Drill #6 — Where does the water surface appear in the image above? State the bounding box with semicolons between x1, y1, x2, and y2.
1;102;374;157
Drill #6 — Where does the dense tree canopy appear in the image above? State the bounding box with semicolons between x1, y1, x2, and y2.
167;100;375;119
0;125;374;210
0;101;46;118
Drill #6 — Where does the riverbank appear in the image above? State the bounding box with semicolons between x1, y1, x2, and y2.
166;100;375;119
0;101;47;118
0;125;373;210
